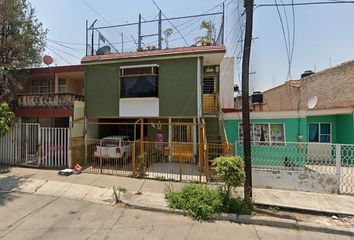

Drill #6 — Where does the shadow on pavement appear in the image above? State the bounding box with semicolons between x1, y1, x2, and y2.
0;165;35;206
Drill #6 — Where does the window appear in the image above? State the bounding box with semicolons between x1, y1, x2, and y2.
120;65;159;98
58;78;66;93
308;123;331;143
31;79;51;94
173;125;192;142
203;77;216;94
239;123;285;145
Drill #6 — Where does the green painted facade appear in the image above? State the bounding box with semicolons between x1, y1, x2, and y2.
224;113;354;166
84;57;198;118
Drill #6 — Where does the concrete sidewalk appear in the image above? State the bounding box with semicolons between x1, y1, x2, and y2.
1;166;354;216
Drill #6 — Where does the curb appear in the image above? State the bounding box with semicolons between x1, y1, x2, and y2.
119;194;354;237
256;203;354;218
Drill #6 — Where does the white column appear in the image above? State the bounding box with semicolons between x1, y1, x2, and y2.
68;116;72;168
335;144;341;194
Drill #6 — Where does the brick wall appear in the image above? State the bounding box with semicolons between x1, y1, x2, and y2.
260;60;354;111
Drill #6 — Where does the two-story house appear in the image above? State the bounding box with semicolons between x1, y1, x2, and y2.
81;45;233;146
15;65;84;127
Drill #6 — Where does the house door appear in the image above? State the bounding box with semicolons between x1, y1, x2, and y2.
203;76;217;113
18;123;41;166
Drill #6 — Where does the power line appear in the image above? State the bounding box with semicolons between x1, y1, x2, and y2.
47;46;72;65
47;45;82;60
48;39;85;53
255;1;354;8
152;0;189;46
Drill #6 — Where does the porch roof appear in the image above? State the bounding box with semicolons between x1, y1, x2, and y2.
81;45;226;64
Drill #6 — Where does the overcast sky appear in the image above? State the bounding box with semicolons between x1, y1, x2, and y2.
28;0;354;92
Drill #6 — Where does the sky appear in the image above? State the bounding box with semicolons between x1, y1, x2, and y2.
28;0;354;92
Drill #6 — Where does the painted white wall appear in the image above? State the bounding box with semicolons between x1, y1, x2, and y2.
253;169;339;194
72;101;85;138
219;57;235;109
120;98;159;117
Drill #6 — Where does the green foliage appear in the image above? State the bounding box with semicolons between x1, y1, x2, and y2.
213;156;245;195
0;0;47;101
136;153;147;178
0;102;14;136
163;28;173;49
165;184;223;221
0;0;47;68
219;189;253;215
195;20;216;46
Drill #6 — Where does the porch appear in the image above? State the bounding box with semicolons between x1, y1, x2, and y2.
71;138;232;182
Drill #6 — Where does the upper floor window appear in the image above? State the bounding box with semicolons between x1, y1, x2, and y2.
309;123;331;143
58;78;66;93
31;79;51;94
120;65;159;98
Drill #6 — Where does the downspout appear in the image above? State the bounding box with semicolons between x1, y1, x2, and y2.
197;56;202;119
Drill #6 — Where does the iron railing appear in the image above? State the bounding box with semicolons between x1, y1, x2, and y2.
17;93;84;108
72;139;232;182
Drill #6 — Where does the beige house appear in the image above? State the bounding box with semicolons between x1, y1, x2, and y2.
245;59;354;112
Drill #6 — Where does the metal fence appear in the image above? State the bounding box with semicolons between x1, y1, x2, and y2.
235;141;354;194
72;139;232;182
0;124;70;168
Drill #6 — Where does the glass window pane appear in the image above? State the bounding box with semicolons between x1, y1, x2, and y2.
270;124;285;143
253;124;269;145
120;76;158;98
320;135;330;143
320;123;331;135
309;123;319;142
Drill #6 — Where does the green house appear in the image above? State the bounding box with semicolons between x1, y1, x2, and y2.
224;110;354;167
81;45;233;145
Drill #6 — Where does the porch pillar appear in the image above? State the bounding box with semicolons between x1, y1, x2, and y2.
67;116;72;168
54;72;59;93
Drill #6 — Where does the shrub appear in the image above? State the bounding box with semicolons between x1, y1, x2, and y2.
213;156;253;214
213;156;245;196
165;184;223;221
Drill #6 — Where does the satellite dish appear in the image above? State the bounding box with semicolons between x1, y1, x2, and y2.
307;96;318;109
43;55;54;66
96;46;111;55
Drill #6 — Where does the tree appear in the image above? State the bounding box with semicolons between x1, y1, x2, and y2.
163;28;173;49
195;20;216;46
0;0;47;102
0;102;14;136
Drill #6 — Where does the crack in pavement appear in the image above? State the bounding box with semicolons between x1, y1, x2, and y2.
34;180;48;193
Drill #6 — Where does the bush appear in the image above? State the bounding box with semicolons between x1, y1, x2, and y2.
213;156;253;214
165;184;223;221
213;156;245;195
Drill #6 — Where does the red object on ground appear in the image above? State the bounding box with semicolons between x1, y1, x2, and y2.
73;164;82;174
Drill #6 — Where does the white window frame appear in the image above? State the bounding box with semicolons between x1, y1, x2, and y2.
238;122;286;146
308;122;332;143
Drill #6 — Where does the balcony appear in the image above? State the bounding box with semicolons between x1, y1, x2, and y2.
17;93;84;109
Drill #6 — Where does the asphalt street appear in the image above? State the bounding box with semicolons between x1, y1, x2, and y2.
0;192;352;240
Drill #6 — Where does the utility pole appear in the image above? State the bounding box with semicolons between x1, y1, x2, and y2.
242;0;254;203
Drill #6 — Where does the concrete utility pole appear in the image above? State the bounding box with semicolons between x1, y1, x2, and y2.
242;0;254;202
